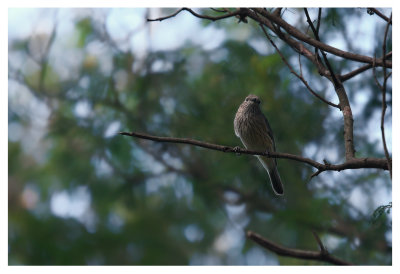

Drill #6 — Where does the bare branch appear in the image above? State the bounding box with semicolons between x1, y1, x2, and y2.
260;24;340;109
210;8;227;13
380;13;392;178
340;63;373;82
246;230;352;265
340;51;391;82
367;8;392;25
147;7;242;22
314;8;322;58
147;8;186;22
251;8;391;68
372;13;392;178
119;131;389;174
315;9;322;38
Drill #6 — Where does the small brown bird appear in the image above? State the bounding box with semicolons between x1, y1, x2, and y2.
234;94;284;195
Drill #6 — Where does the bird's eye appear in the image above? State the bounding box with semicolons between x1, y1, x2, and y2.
245;98;249;101
256;99;260;104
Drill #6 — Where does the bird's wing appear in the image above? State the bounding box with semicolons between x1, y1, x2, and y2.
263;116;275;147
263;115;278;165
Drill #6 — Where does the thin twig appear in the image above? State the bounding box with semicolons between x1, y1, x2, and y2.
298;53;303;77
372;13;392;179
380;13;392;178
147;7;242;22
312;231;327;254
315;9;322;37
260;24;340;109
304;8;340;88
247;230;352;265
210;8;227;13
119;131;389;174
314;8;322;57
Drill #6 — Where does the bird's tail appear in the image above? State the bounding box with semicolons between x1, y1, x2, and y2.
257;156;284;195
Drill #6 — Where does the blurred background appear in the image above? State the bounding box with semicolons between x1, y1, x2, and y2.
8;8;392;265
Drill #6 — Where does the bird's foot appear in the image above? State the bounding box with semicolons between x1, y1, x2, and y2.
233;146;242;156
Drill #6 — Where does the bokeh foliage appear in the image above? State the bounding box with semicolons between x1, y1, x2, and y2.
8;8;391;265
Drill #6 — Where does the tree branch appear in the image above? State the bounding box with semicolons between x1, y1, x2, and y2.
301;8;356;160
259;24;340;109
250;9;331;79
378;13;392;178
315;8;322;40
246;230;352;265
119;131;389;174
341;63;373;82
340;51;391;82
251;8;391;68
367;8;392;25
312;231;327;254
304;8;340;88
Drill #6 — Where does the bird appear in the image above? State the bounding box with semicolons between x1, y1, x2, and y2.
234;94;284;195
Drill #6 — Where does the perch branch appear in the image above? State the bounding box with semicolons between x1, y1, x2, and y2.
119;131;389;175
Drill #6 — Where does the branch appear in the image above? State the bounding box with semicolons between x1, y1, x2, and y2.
304;8;340;88
341;63;373;82
147;7;242;22
301;9;355;160
312;231;327;254
251;8;391;68
250;9;331;79
119;131;389;174
246;230;352;265
340;51;391;82
259;24;340;109
367;8;392;25
312;8;322;60
379;14;392;178
315;8;322;40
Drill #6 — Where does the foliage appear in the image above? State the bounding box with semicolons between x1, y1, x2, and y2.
8;8;391;265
